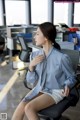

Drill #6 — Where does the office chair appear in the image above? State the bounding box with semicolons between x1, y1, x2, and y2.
75;31;80;51
0;30;5;50
17;36;32;62
0;34;5;61
38;49;80;120
68;32;80;51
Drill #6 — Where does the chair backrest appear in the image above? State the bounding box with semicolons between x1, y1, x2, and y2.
17;36;32;62
0;35;5;55
18;36;28;50
61;49;79;72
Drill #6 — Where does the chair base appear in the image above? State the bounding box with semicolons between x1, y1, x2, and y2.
39;115;70;120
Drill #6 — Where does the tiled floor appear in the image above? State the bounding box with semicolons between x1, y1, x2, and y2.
0;60;80;120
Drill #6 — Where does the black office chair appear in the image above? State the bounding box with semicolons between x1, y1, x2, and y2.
38;49;80;120
0;34;5;61
17;36;32;62
18;38;80;120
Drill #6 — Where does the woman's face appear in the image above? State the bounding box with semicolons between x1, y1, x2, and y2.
34;27;46;46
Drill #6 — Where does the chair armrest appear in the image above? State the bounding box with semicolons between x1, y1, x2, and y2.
18;66;33;90
24;79;32;90
74;73;80;89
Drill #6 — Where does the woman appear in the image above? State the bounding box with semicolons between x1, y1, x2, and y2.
12;22;76;120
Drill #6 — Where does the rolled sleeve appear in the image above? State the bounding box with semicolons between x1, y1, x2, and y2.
61;54;76;88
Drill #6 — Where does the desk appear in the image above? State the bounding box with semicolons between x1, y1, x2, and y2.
56;31;77;42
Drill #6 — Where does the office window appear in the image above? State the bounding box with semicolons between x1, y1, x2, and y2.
74;3;80;24
31;0;49;24
54;3;68;25
5;0;29;25
0;0;3;25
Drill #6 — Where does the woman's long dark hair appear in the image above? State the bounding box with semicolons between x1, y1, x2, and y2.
39;22;61;50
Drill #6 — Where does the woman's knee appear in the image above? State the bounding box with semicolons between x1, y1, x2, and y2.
25;102;37;114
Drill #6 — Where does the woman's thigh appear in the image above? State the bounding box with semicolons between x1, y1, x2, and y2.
16;92;43;111
26;93;55;111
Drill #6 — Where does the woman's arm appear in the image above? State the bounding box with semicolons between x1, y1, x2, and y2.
26;52;44;84
61;54;77;89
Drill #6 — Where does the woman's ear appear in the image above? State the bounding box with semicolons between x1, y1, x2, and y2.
45;37;48;42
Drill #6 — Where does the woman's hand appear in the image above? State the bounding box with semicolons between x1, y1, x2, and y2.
29;55;45;71
62;85;70;97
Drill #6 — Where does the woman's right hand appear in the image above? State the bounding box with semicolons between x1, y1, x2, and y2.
29;55;45;71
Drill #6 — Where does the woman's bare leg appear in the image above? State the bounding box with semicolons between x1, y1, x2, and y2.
11;89;34;120
11;100;28;120
25;93;55;120
11;92;43;120
23;114;28;120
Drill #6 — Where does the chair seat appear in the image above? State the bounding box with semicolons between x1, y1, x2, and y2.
39;88;79;119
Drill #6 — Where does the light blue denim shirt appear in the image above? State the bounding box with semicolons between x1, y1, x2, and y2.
23;47;76;101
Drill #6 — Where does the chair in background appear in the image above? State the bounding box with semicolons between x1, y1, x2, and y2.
17;36;32;62
0;34;5;61
0;36;5;52
0;29;9;62
0;30;6;51
68;32;80;51
75;31;80;51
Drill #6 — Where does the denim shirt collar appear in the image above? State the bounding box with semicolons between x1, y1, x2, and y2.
42;46;54;59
